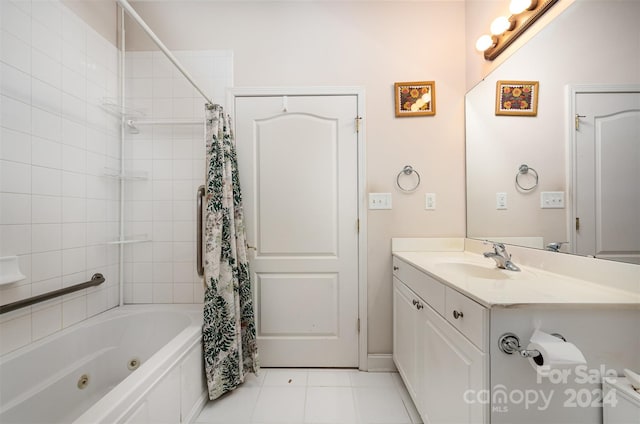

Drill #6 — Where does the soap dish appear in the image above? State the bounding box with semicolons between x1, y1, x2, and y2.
0;256;26;286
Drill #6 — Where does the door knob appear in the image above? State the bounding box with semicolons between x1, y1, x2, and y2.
453;310;464;319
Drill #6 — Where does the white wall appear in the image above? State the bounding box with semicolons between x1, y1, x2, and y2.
125;0;468;355
0;0;120;354
465;1;640;249
122;49;233;304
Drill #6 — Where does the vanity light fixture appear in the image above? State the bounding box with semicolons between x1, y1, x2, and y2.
476;0;559;61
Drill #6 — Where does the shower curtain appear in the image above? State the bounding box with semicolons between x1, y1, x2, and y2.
202;104;259;400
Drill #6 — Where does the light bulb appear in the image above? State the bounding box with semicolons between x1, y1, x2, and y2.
510;0;533;15
490;16;511;35
475;35;495;52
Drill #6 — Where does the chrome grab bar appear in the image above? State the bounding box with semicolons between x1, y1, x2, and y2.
0;273;105;315
197;185;205;277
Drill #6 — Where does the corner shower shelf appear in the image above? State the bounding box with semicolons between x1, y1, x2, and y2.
103;168;149;181
107;235;152;245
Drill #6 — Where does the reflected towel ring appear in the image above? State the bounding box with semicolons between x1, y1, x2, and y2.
515;164;538;191
397;165;421;192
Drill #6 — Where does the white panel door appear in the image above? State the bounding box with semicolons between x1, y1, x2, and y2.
235;94;359;367
575;91;640;263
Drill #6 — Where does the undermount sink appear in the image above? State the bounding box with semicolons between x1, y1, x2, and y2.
435;261;533;280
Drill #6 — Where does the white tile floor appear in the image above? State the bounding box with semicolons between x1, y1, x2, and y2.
195;369;423;424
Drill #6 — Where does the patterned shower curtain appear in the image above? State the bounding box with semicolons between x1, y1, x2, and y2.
202;104;259;400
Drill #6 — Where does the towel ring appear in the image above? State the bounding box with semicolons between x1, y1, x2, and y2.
396;165;421;192
515;164;538;191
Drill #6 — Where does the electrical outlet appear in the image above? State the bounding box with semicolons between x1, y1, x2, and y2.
368;193;392;210
541;191;565;208
425;193;436;210
496;192;507;210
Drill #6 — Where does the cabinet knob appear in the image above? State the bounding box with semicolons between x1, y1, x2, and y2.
393;266;399;271
416;302;424;310
412;299;418;306
453;310;464;319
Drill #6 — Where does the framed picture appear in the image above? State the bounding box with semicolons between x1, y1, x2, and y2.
495;80;539;116
394;81;436;117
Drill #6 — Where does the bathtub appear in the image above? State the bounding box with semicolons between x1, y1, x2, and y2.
0;304;208;424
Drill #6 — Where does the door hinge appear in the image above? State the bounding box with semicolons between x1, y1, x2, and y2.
576;217;580;231
355;116;362;133
575;114;586;130
356;218;360;233
357;318;360;333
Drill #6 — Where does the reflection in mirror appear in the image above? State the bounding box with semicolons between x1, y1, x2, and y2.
465;1;640;264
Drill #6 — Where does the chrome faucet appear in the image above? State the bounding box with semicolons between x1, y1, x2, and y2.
483;242;521;271
545;242;567;252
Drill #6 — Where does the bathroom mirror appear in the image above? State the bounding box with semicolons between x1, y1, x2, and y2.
465;1;640;263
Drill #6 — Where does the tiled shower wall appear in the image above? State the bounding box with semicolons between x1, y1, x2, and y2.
0;0;120;354
122;50;233;304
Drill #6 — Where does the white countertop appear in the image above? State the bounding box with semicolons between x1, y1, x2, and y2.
393;251;640;308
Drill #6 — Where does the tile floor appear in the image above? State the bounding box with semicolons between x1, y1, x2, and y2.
195;369;423;424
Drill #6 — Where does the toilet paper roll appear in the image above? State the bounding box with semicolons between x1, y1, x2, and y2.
527;330;586;376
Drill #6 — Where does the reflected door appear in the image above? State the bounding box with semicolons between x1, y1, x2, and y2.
235;94;360;367
575;91;640;263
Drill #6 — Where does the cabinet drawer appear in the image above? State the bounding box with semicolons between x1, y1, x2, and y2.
393;257;445;315
445;287;487;351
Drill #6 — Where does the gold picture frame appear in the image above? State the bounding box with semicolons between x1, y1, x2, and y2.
394;81;436;117
495;80;539;116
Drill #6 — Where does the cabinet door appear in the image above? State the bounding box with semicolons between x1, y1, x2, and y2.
418;303;486;424
393;277;419;403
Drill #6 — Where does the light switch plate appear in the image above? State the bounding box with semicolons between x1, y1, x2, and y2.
496;192;507;210
369;193;392;210
425;193;436;210
541;191;565;208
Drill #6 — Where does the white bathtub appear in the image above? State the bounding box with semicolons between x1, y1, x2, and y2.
0;305;208;424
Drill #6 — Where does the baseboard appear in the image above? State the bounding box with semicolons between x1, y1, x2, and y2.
366;354;397;372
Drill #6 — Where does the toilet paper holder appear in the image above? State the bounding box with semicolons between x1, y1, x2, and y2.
499;332;566;358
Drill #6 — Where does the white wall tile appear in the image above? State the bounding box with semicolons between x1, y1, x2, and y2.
173;242;193;262
61;171;86;198
1;95;31;134
86;245;106;269
62;43;86;76
173;221;193;242
62;66;86;99
152;160;172;180
31;251;61;283
61;93;86;122
32;195;62;224
0;193;31;224
0;127;31;163
32;136;62;169
31;49;61;89
172;140;193;160
62;223;85;249
62;197;86;223
32;223;62;253
61;119;86;149
32;78;62;115
1;62;31;103
61;145;86;173
62;247;86;276
0;159;31;193
152;78;172;98
173;283;194;303
86;287;107;317
1;30;32;74
61;8;86;52
62;295;87;328
31;19;61;63
32;166;61;196
152;283;172;303
132;283;152;303
31;0;62;35
172;262;193;283
31;303;62;340
0;314;32;355
152;242;172;262
0;224;31;256
172;201;193;221
32;107;61;142
1;0;31;43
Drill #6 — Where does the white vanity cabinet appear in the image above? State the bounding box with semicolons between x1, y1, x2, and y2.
393;257;488;424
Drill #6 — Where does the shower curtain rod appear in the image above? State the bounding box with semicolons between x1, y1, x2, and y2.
116;0;214;106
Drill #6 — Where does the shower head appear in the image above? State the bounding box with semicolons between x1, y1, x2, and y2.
125;119;140;134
